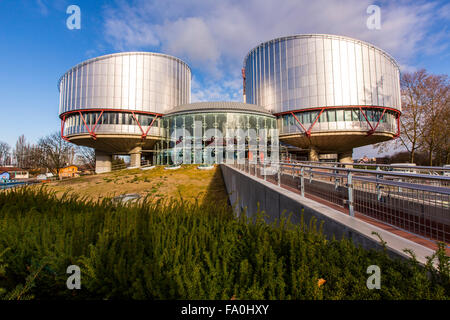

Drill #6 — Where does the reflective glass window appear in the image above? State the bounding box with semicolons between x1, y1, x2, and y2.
344;110;352;122
327;109;336;122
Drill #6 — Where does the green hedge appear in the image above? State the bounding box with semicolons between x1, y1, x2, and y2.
0;187;448;300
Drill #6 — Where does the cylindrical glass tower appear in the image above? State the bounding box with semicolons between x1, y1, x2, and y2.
243;34;401;160
58;52;191;172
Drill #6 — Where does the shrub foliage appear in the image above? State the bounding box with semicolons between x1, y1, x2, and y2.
0;187;448;300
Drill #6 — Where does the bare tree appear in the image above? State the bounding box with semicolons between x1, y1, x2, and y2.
0;141;11;166
418;73;449;166
13;135;30;168
374;69;450;165
436;104;450;164
38;131;75;175
398;70;427;163
75;146;95;170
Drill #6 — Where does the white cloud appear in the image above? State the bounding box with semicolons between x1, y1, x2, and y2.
36;0;49;15
104;19;160;50
191;77;243;102
101;0;450;101
157;17;221;76
398;63;418;73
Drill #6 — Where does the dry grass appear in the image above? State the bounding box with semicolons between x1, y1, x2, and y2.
42;164;228;206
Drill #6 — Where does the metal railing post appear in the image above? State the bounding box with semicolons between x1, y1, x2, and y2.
263;162;267;181
376;166;382;201
347;171;354;217
334;164;339;190
300;167;305;197
277;166;281;187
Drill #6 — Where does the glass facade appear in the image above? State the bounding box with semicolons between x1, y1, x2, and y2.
58;38;401;161
244;34;401;113
59;52;191;116
278;108;398;135
63;111;161;137
154;110;277;165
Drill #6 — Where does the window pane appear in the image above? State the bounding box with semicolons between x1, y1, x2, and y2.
344;110;352;121
327;109;336;122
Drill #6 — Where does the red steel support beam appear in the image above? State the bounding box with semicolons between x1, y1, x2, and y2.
131;112;158;139
290;112;308;135
78;111;96;140
143;116;158;139
90;110;104;138
60;109;162;141
274;105;401;117
131;112;144;136
307;108;325;136
368;108;387;135
277;106;401;138
394;114;401;138
60;115;70;142
291;108;325;137
359;107;374;132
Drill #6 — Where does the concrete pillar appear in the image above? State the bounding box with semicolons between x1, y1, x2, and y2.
95;150;112;174
308;147;319;162
338;150;353;168
129;146;142;168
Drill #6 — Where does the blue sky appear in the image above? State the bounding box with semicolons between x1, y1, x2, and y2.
0;0;449;158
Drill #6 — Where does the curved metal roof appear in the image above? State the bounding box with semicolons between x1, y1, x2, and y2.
58;51;191;90
243;34;400;70
165;101;274;116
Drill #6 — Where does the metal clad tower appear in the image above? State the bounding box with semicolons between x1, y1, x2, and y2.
243;34;401;162
58;52;191;172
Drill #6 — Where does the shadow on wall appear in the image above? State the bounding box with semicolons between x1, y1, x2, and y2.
200;165;232;211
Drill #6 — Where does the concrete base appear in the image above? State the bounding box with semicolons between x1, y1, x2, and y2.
339;150;353;167
308;147;319;161
130;146;142;168
95;150;112;174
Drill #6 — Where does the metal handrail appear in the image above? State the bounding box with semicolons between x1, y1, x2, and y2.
292;160;450;171
278;164;450;194
279;162;450;182
231;159;450;243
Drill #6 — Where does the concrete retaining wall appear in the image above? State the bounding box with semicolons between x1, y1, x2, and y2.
220;164;435;265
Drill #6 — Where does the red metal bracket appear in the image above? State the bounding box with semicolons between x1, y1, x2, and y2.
277;106;401;138
368;108;387;136
60;115;70;142
393;113;401;138
291;108;325;137
308;108;325;136
90;110;104;138
60;109;163;141
291;112;308;134
274;105;401;117
131;112;158;139
359;107;374;134
78;111;98;140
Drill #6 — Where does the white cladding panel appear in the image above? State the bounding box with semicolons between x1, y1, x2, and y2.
244;35;401;113
59;52;191;115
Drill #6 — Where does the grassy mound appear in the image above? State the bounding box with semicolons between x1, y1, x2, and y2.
42;164;228;205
